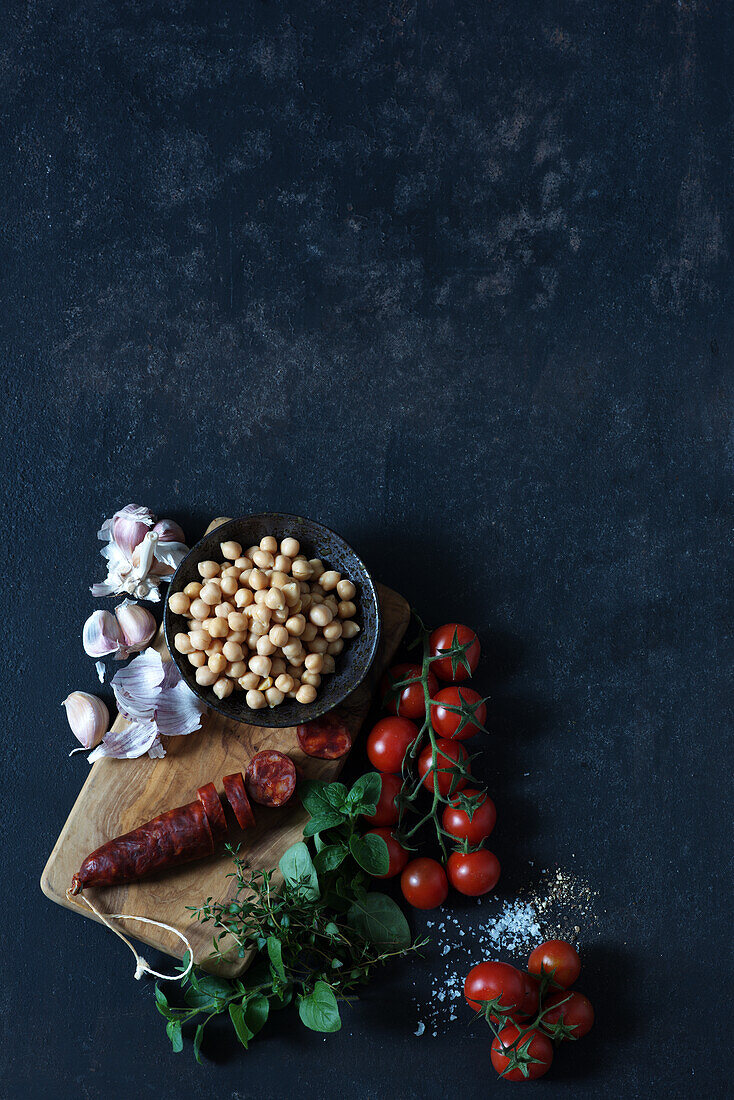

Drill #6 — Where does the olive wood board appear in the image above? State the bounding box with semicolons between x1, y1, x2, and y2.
41;517;410;977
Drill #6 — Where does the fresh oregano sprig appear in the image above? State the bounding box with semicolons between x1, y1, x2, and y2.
153;773;425;1062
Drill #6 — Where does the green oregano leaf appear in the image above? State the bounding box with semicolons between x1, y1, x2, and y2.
298;981;342;1033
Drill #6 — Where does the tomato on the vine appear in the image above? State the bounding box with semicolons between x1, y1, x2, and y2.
528;939;581;988
417;739;469;796
429;623;480;683
431;686;486;740
491;1025;553;1081
400;857;448;910
520;972;540;1019
362;772;402;827
363;827;409;879
382;662;437;719
541;991;594;1039
366;717;418;774
442;787;496;844
464;961;526;1015
447;849;500;896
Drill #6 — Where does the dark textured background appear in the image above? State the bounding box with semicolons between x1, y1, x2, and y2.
1;1;732;1097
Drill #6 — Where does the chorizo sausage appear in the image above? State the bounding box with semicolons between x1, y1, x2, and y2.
246;750;297;808
296;715;352;760
222;772;256;829
196;782;228;841
69;799;214;895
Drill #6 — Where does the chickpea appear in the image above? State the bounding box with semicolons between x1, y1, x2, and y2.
308;637;328;654
282;581;301;607
199;582;222;606
296;684;317;704
289;649;306;667
169;592;191;616
323;620;343;642
189;598;210;621
341;620;360;639
336;579;356;601
205;618;226;640
205;639;224;656
220;575;239;597
228;611;248;632
304;652;323;673
228;660;248;678
282;639;303;661
234;588;253;609
269;624;289;647
213;678;234;700
245;545;260;559
239;568;253;586
246;689;267;710
270;569;289;589
338;601;357;620
321;654;336;674
327;639;344;655
198;561;221;580
302;622;318;642
257;676;274;691
247;631;260;649
265;687;285;707
183;581;202;599
265;587;286;611
200;617;218;632
309;604;333;627
300;593;312;612
215;601;235;618
188;651;207;667
252;549;274;570
324;595;339;613
280;537;300;557
196;666;218;687
256;635;276;656
234;556;253;570
309;592;323;605
291;558;312;581
274;555;291;574
275;673;295;694
270;657;286;678
228;631;247;644
238;672;260;690
249;568;268;591
299;580;311;595
208;653;227;675
308;559;325;579
221;565;240;578
301;671;321;688
256;534;275;554
320;570;341;592
249;654;271;678
222;640;244;663
189;629;210;651
220;540;242;561
253;606;271;627
272;607;289;623
174;632;193;654
254;588;268;605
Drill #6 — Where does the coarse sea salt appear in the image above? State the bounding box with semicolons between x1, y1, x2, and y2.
412;867;600;1037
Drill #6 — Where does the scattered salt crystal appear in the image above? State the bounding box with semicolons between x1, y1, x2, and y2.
414;1022;425;1037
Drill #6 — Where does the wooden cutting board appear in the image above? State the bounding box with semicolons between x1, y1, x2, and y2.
41;517;410;977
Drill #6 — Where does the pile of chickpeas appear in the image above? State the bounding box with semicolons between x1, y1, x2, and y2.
169;535;360;709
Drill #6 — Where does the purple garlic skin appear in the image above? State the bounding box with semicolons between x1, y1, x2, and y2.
83;609;125;658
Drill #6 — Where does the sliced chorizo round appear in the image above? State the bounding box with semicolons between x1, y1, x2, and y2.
296;715;352;760
222;772;256;829
245;750;297;808
196;782;228;841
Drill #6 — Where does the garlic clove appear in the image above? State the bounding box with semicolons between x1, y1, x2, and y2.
98;504;155;560
153;518;186;544
114;599;157;655
62;691;109;750
83;609;125;658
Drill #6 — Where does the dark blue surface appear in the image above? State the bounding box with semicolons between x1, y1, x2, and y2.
2;2;732;1097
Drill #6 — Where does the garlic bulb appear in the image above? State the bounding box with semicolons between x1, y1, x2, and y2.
62;691;109;750
114;600;156;653
83;609;125;658
92;505;189;602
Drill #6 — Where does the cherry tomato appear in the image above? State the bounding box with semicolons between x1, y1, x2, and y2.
366;716;418;774
442;787;496;844
382;662;438;719
362;772;402;827
528;939;581;988
400;857;448;910
429;623;480;683
417;739;469;796
464;961;526;1015
520;972;540;1018
541;990;594;1039
363;827;409;879
446;849;500;896
491;1025;553;1081
431;686;486;740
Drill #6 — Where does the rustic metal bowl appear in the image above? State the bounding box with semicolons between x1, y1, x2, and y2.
164;514;381;727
